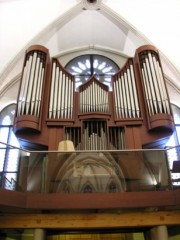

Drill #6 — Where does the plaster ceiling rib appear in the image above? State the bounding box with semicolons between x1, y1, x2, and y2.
100;3;150;42
100;3;180;90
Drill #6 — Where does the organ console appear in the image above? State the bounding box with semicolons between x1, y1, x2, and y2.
14;44;174;150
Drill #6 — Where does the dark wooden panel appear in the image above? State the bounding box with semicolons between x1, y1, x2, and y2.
0;189;180;210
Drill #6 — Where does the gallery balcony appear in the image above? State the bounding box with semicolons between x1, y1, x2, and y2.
0;142;180;211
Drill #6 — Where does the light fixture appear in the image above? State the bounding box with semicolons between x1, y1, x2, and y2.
81;0;102;10
87;0;97;3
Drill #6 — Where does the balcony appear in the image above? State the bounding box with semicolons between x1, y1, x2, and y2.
0;142;180;211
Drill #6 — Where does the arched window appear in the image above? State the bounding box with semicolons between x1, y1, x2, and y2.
166;104;180;187
0;104;20;190
66;54;119;91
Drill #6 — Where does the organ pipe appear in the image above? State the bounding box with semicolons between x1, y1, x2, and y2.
17;50;46;117
14;44;174;150
113;59;140;119
79;77;109;113
109;127;126;150
83;121;107;150
48;59;74;119
65;127;81;150
139;50;171;116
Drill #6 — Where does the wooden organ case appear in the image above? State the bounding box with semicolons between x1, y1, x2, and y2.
14;45;175;150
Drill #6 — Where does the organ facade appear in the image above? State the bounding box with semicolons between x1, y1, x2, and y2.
14;44;174;150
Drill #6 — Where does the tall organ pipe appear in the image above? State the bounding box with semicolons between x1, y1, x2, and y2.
37;66;44;117
139;49;171;116
129;64;140;117
17;50;46;117
48;59;74;119
113;59;140;119
31;55;40;116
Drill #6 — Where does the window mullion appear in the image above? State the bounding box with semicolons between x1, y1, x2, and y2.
3;125;12;172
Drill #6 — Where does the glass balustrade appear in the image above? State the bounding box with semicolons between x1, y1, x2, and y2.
0;142;179;193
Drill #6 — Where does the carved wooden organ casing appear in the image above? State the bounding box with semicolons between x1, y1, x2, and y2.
14;45;175;150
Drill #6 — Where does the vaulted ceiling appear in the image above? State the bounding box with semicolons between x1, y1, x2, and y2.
0;0;180;108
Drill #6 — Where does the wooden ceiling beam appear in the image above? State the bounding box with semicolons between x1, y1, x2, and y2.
0;211;180;229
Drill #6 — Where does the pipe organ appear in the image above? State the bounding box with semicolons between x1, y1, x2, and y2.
14;45;174;150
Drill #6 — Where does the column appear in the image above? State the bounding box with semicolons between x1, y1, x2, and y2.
34;228;46;240
150;225;168;240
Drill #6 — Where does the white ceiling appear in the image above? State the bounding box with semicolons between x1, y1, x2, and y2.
0;0;180;107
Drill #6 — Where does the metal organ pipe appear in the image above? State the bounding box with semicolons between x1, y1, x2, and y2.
49;62;56;118
26;52;37;115
127;68;135;117
140;51;171;116
68;80;73;119
61;73;65;118
145;57;158;114
124;72;131;117
17;51;46;117
153;56;171;114
113;60;140;119
83;121;107;150
65;127;81;150
54;66;59;118
148;53;162;113
37;63;44;117
57;70;63;118
67;79;71;118
87;85;90;112
32;55;40;116
141;67;153;116
22;54;33;115
152;55;166;112
117;76;123;117
129;64;140;117
48;60;74;119
53;67;59;118
142;63;154;115
79;80;109;113
109;127;125;150
64;76;68;118
121;75;127;117
113;80;117;117
18;61;28;116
